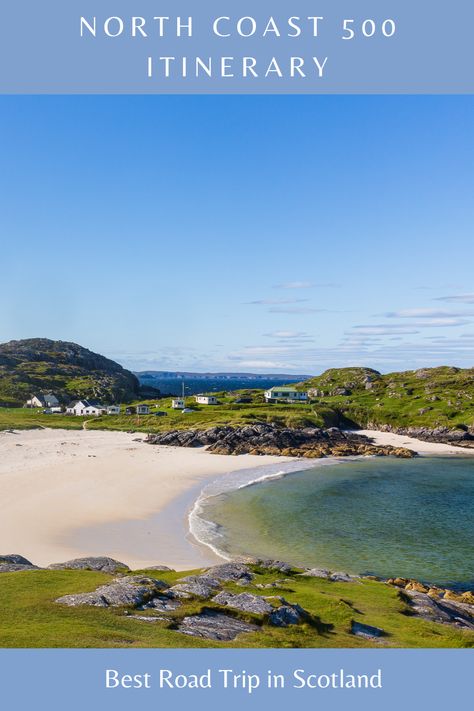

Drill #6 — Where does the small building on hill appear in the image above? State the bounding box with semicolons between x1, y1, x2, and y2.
107;405;121;415
136;404;150;415
172;398;185;410
195;394;218;405
264;387;308;403
125;406;136;415
25;393;60;409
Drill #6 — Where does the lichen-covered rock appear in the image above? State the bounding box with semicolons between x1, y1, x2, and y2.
177;610;259;641
145;565;174;572
204;563;254;583
405;581;429;593
254;560;293;574
330;572;358;583
49;556;129;573
299;568;331;579
55;575;168;607
168;577;221;600
212;591;273;615
269;603;306;627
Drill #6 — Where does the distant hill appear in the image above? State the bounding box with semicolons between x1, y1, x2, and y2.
0;339;141;406
301;366;474;430
136;370;309;396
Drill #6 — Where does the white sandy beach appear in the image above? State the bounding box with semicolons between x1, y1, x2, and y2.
0;428;290;570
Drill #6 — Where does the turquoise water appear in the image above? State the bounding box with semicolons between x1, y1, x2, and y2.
199;457;474;589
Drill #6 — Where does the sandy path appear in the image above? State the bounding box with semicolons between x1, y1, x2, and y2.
0;428;289;569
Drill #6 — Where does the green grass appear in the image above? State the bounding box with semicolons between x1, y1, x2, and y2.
0;566;472;648
301;366;474;430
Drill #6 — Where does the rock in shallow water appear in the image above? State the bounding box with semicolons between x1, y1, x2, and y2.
177;610;259;641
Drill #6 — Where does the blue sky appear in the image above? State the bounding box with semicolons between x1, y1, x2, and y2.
1;96;473;374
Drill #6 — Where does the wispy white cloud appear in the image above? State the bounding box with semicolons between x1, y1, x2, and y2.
351;325;421;335
383;308;474;319
273;281;339;289
435;293;474;304
269;307;331;314
264;330;308;339
247;298;309;305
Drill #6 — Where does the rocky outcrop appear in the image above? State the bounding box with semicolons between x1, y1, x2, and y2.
204;563;255;583
212;592;274;615
168;576;221;600
177;610;259;641
48;556;129;573
145;423;415;459
56;575;169;607
0;554;40;572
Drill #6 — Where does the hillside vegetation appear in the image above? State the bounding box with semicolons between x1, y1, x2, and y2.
0;339;140;406
301;366;474;431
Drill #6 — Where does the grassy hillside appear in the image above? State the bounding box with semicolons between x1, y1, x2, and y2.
301;366;474;430
0;565;472;648
0;339;140;406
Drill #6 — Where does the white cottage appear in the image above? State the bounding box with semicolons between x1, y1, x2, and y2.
172;398;185;410
66;400;106;416
107;405;121;415
26;393;60;408
136;404;150;415
264;387;308;403
195;395;218;405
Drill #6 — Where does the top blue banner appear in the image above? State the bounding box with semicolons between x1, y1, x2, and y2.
0;0;473;93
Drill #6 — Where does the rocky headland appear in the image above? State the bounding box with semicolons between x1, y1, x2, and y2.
145;423;416;458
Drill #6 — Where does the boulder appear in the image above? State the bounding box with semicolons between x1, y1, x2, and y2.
269;603;306;627
204;563;254;583
0;564;41;573
212;592;273;615
168;577;221;600
49;556;129;573
254;560;293;574
56;575;168;607
351;621;385;639
330;572;357;583
299;568;331;579
145;565;174;572
177;610;259;641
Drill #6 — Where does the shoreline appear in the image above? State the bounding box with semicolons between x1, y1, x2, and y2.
0;428;291;569
1;426;473;572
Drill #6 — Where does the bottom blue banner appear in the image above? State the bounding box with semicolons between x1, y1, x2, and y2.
1;648;471;710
